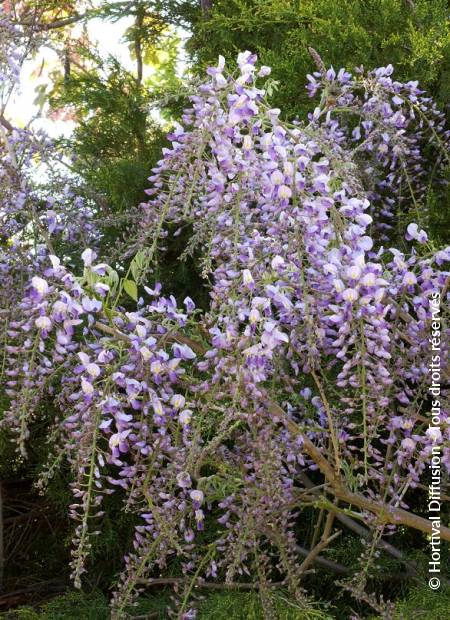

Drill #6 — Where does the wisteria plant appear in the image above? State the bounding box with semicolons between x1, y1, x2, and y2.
1;23;449;619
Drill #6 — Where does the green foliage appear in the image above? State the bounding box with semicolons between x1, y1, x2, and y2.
187;0;450;118
152;224;211;308
50;57;166;216
2;591;109;620
53;64;150;159
366;584;450;620
46;34;201;299
4;589;333;619
6;585;450;619
391;584;450;619
197;591;334;619
424;183;450;247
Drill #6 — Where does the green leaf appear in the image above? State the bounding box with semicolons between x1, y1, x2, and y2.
105;267;120;295
83;268;100;288
103;306;113;323
130;249;148;283
123;279;138;302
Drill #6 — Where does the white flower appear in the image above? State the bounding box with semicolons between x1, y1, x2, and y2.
249;308;260;324
139;346;152;361
49;255;61;269
270;170;284;186
236;72;251;85
271;255;284;269
242;135;252;151
81;248;97;267
401;438;416;452
356;214;373;227
342;288;358;303
354;253;366;269
324;263;338;276
243;343;262;357
172;343;197;360
406;222;428;244
135;324;147;338
86;363;101;378
374;288;386;303
179;409;192;425
31;276;49;296
109;429;130;449
94;282;110;296
278;184;292;200
402;271;417;286
358;236;373;251
171;394;186;409
426;427;442;443
81;377;94;395
190;490;204;504
168;358;181;371
152;399;164;416
362;272;376;287
52;300;68;316
346;265;362;280
333;279;345;293
150;360;162;375
407;223;419;238
35;316;52;330
215;73;227;88
242;269;254;286
237;50;253;68
195;509;204;522
283;161;294;176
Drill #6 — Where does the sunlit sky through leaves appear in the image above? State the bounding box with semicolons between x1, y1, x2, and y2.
12;12;187;136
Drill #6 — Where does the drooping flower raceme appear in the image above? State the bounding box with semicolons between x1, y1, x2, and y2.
1;49;449;619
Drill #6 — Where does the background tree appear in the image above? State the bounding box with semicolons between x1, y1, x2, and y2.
186;0;450;116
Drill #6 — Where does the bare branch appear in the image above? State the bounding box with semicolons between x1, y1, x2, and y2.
0;115;13;132
297;472;423;581
298;529;341;576
269;401;450;542
137;577;288;589
16;11;92;32
93;320;206;354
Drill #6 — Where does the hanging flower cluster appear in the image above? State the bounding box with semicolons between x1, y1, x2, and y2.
0;8;23;87
140;49;449;486
1;50;449;618
305;63;449;237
